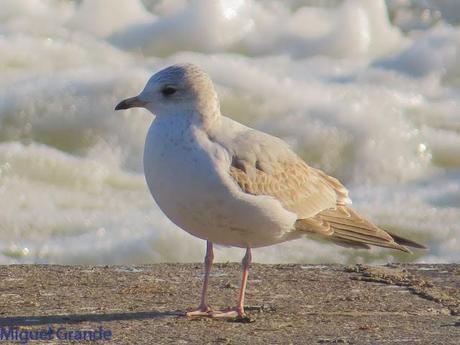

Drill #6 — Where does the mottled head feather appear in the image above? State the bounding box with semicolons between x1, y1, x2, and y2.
148;64;213;93
137;64;220;125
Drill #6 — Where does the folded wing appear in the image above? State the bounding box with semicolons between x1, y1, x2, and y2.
222;126;425;252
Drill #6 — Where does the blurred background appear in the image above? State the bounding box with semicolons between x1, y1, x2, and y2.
0;0;459;264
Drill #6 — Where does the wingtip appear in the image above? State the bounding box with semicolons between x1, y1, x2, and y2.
387;231;428;252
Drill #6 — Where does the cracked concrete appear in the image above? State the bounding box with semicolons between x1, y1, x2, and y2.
347;264;459;316
0;264;458;344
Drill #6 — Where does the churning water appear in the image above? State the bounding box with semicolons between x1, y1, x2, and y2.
0;0;459;264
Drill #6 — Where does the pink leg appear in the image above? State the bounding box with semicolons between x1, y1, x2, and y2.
186;241;214;317
211;247;252;319
237;247;252;316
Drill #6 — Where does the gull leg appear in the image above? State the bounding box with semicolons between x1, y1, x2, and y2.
237;247;252;316
186;241;214;317
211;247;252;319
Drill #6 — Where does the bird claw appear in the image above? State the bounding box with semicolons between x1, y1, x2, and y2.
209;307;251;321
185;305;212;317
186;306;252;322
209;309;240;319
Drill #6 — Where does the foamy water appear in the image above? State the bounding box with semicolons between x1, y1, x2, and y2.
1;0;459;264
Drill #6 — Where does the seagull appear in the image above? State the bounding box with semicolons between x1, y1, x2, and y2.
115;63;425;319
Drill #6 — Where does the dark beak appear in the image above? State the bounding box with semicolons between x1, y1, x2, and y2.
114;96;147;110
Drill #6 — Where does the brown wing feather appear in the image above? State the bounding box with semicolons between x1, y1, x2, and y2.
295;206;425;252
384;231;427;249
229;158;347;218
225;133;424;252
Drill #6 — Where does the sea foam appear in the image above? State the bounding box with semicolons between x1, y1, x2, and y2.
0;0;459;264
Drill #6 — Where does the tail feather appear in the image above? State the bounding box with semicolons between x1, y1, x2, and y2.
295;206;425;253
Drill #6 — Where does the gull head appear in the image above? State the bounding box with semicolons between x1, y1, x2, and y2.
115;63;220;120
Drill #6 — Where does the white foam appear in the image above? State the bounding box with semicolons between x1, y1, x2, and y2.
67;0;153;37
1;0;459;264
110;0;403;59
110;0;254;55
377;25;460;82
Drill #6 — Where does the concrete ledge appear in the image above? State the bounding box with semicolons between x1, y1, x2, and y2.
0;264;458;344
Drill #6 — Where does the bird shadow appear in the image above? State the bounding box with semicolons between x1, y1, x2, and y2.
0;310;182;326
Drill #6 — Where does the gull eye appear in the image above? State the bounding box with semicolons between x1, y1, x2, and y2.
161;86;177;97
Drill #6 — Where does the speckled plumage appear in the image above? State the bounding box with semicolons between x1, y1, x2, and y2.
123;63;424;251
116;63;425;318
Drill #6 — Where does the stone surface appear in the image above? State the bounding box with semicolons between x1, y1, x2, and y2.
0;264;458;344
